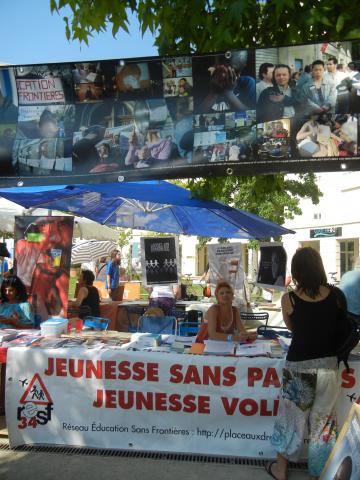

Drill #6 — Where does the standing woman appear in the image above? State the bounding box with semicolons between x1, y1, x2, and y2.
0;275;34;328
266;247;344;480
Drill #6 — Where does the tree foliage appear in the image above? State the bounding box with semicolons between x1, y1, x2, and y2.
50;0;360;51
50;0;349;228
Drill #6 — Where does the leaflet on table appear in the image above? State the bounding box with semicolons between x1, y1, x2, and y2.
0;329;20;343
278;336;291;352
203;339;235;355
235;340;272;357
174;335;197;346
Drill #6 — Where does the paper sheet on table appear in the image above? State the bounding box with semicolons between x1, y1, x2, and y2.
203;339;235;355
235;341;272;357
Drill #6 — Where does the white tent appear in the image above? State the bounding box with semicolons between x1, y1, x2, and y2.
0;198;118;241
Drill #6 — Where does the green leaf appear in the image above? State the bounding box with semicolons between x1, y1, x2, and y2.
50;0;57;12
336;14;345;32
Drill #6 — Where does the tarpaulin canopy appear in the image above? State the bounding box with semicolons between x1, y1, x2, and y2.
0;198;118;241
0;181;294;240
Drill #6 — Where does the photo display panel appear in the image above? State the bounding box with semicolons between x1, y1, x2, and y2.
1;39;360;187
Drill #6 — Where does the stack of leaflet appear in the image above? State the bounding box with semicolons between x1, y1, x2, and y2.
120;332;162;350
0;329;19;343
203;339;235;356
278;336;291;353
2;330;42;348
235;340;272;357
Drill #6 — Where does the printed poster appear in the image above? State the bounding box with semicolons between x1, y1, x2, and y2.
14;216;74;321
207;243;246;305
320;403;360;479
140;236;179;286
256;242;287;291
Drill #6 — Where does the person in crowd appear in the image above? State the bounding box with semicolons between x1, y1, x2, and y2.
105;250;121;300
177;78;192;96
171;96;194;164
0;254;9;285
297;60;337;115
0;275;34;328
38;109;59;138
296;64;312;89
347;61;358;77
125;129;173;169
325;57;346;86
256;63;274;100
266;247;345;480
197;280;256;342
148;283;180;316
339;256;360;321
200;51;256;113
89;142;119;173
73;269;100;319
291;71;300;86
257;64;299;122
331;114;357;156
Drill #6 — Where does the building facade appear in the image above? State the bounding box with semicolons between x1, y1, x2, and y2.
282;171;360;282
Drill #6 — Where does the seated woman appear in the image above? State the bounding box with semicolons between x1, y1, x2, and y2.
74;270;100;319
0;275;34;328
198;281;257;342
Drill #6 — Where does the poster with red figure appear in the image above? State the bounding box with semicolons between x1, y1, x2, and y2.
14;216;74;322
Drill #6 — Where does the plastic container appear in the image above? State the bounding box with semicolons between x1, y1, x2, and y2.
40;317;68;337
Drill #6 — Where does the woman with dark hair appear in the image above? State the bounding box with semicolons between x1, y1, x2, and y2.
0;275;34;327
266;247;344;480
73;269;100;319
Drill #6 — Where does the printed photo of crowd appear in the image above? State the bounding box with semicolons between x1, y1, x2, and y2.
255;40;360;159
0;40;360;185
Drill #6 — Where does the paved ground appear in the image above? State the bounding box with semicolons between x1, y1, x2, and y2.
0;415;310;480
0;448;309;480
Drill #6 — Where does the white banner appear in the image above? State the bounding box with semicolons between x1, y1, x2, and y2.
16;78;65;105
5;348;360;456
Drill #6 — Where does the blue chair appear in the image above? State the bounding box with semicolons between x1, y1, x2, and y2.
176;320;202;337
126;306;147;333
83;317;109;331
137;316;176;335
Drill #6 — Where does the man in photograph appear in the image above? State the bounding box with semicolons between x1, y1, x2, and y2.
298;60;337;115
257;64;298;122
256;63;274;100
200;51;256;113
325;57;346;86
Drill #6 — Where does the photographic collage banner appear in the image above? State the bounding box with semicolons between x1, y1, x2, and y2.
1;40;360;186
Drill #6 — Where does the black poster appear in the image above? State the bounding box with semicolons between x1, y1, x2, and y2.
256;242;287;291
141;236;179;285
2;39;360;187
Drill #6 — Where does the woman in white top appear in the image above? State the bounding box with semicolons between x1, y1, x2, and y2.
148;284;180;315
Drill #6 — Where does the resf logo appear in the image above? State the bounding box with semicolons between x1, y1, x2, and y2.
17;373;53;429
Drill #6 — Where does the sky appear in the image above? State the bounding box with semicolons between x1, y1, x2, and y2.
0;0;158;65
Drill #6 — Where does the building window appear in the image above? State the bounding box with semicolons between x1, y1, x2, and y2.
313;213;321;219
340;240;355;276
